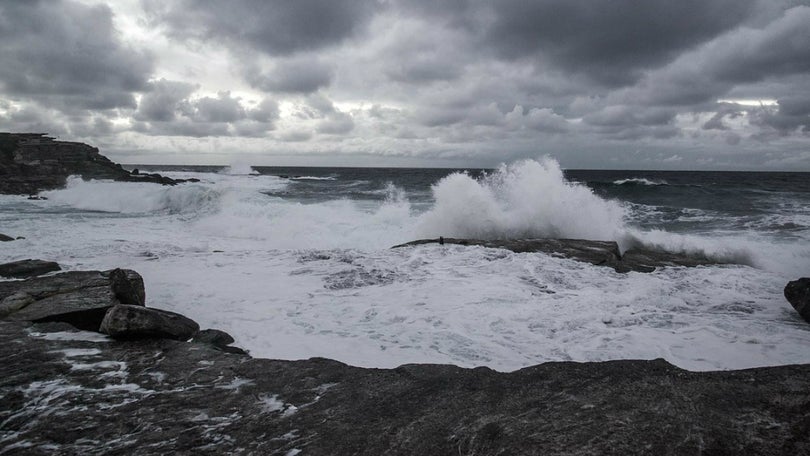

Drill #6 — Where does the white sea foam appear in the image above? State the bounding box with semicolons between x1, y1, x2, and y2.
221;164;258;175
613;177;668;186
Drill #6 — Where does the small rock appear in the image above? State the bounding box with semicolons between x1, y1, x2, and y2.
0;233;14;242
108;268;145;306
785;278;810;323
0;259;61;279
100;304;200;341
194;328;235;347
0;292;35;318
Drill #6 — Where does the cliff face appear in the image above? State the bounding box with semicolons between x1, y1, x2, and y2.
0;133;178;194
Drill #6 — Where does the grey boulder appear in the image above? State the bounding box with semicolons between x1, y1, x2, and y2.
785;278;810;323
100;304;199;341
0;268;145;330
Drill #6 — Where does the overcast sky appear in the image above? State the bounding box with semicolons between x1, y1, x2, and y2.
1;0;809;169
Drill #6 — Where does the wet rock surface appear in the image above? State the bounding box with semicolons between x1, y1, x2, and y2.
0;269;145;330
1;319;808;455
100;304;200;341
0;259;61;279
785;278;810;323
393;238;720;273
0;132;191;194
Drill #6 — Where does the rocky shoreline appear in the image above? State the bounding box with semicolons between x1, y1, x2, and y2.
0;133;195;195
1;260;810;454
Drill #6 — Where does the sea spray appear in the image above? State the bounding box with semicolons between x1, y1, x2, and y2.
41;177;220;214
416;158;626;241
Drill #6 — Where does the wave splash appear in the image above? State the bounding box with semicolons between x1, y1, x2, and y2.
416;158;627;241
42;177;220;214
612;178;668;186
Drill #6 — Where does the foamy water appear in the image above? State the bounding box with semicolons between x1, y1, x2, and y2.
2;159;809;371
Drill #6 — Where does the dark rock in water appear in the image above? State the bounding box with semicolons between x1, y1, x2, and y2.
2;320;810;455
0;269;145;330
0;233;14;242
0;132;197;194
393;238;721;273
0;259;61;279
100;304;199;341
27;195;47;200
785;278;810;323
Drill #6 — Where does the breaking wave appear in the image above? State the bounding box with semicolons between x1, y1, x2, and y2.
612;178;668;186
416;158;627;241
41;177;220;214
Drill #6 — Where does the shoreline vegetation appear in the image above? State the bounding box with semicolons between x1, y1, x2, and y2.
2;133;810;453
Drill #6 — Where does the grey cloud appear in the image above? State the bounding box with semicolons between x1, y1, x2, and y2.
248;99;280;123
0;0;153;110
134;82;277;137
194;92;246;123
483;0;755;86
244;59;334;93
146;0;380;56
616;6;810;108
750;96;810;134
135;79;197;122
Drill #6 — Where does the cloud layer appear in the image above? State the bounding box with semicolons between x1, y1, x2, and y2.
1;0;808;169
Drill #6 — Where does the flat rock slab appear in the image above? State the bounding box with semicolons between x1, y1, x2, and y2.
1;320;808;455
0;259;61;279
393;238;720;272
100;304;199;341
0;269;145;330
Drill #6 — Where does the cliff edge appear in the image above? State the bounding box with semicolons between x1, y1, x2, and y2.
0;133;181;194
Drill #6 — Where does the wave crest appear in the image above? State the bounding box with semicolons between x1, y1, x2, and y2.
416;158;626;241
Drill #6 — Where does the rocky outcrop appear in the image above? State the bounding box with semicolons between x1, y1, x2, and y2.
785;278;810;323
100;304;199;341
0;132;189;194
0;233;14;242
0;268;145;329
0;259;61;279
392;238;720;273
1;319;809;455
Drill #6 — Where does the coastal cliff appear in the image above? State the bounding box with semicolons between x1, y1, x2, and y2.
0;133;181;194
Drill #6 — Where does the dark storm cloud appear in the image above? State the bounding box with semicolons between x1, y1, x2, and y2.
0;0;153;110
615;6;810;108
482;0;756;86
750;96;810;135
146;0;380;56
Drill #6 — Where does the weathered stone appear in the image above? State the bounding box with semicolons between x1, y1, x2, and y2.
100;304;199;341
2;319;809;455
0;233;14;242
0;259;61;279
0;269;145;330
785;278;810;323
393;238;721;273
0;132;193;194
192;328;248;355
109;268;145;306
193;328;235;347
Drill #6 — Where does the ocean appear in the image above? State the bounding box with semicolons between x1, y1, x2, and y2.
2;158;809;371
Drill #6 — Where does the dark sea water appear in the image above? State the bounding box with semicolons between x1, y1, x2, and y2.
137;164;810;242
